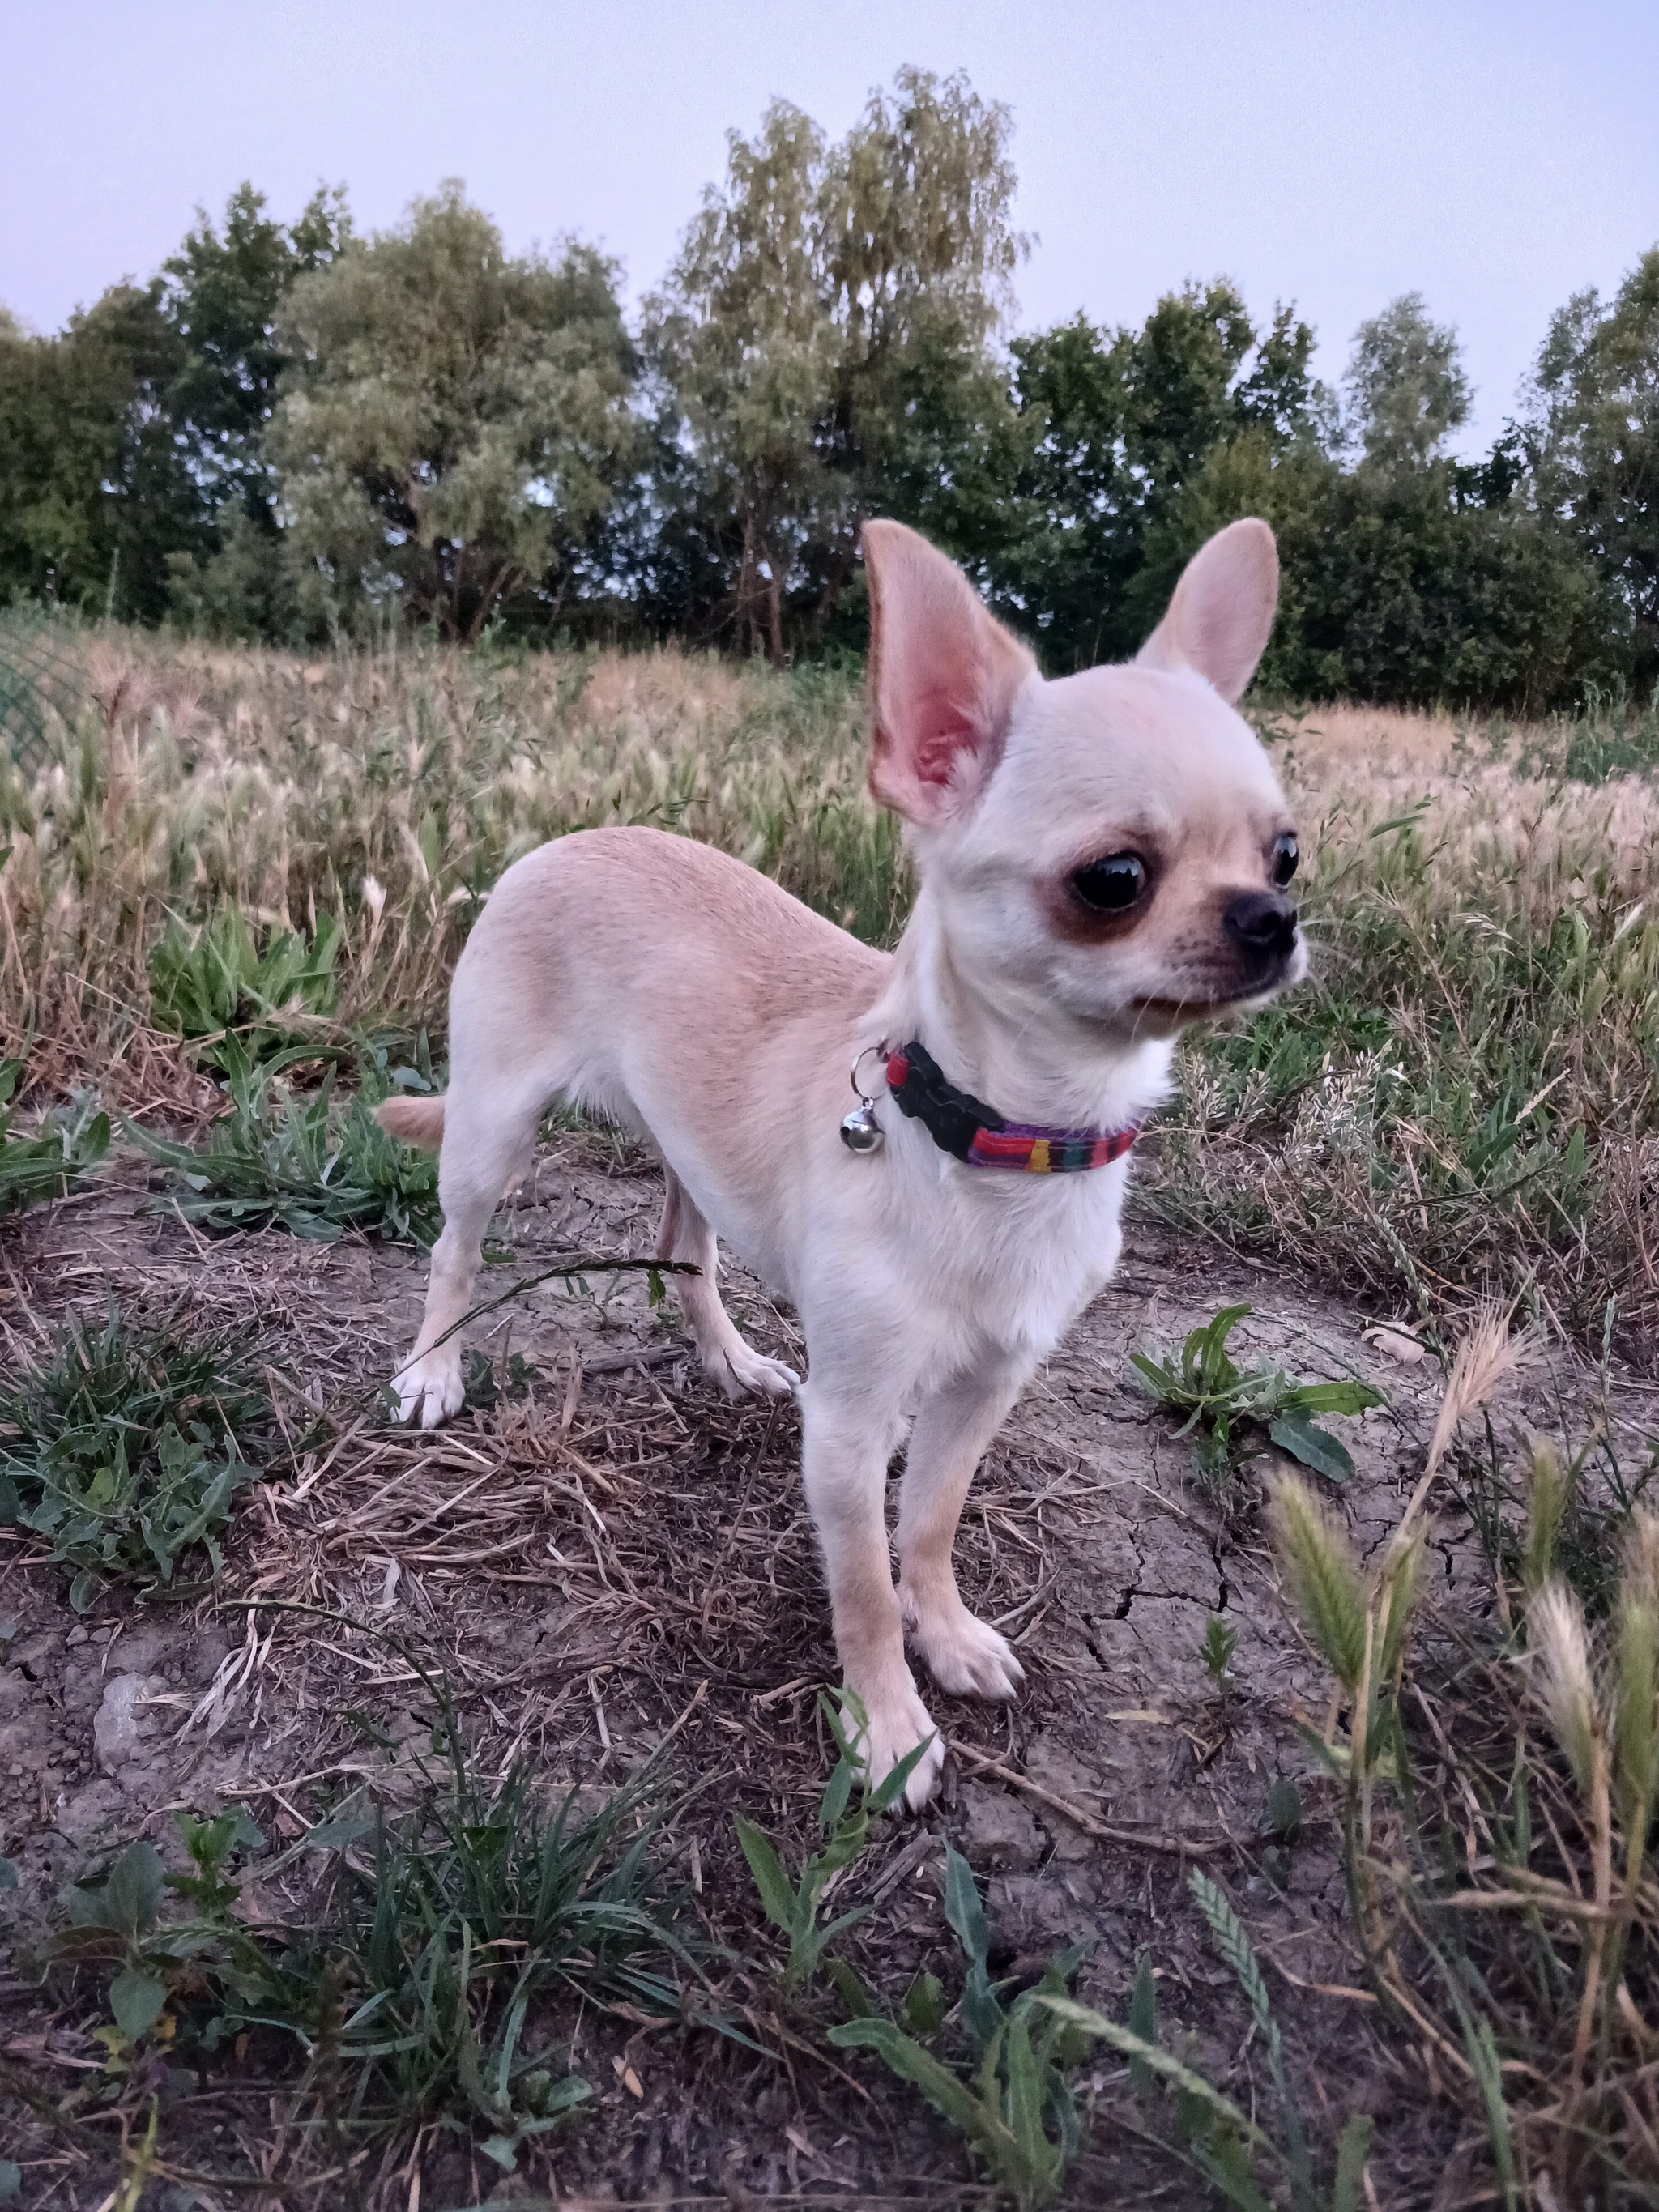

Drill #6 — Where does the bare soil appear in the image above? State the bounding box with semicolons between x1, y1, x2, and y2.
3;1130;1653;2209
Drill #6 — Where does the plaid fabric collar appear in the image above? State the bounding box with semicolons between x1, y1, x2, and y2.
884;1040;1139;1174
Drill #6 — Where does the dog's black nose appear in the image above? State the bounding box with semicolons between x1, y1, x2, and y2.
1223;890;1299;966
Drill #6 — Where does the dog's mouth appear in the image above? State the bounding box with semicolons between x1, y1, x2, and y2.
1132;982;1300;1021
1130;990;1265;1023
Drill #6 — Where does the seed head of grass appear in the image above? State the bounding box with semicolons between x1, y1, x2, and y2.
1267;1471;1367;1694
1611;1591;1659;1833
1528;1579;1603;1801
1376;1522;1427;1681
1421;1307;1530;1496
1621;1507;1659;1613
1521;1434;1573;1597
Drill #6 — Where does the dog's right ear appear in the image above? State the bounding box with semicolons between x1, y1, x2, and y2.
863;520;1036;825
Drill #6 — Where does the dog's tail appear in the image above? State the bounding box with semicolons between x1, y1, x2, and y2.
374;1094;446;1151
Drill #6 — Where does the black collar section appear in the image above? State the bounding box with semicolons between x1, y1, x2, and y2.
885;1039;1004;1161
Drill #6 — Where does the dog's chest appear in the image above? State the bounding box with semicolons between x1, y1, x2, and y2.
892;1157;1128;1361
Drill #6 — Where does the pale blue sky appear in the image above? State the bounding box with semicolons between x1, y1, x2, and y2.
4;1;1656;451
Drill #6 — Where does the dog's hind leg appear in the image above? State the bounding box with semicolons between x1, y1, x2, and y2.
655;1167;798;1401
393;1085;539;1428
896;1360;1031;1701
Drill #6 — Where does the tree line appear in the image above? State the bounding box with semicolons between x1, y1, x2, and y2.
2;66;1655;709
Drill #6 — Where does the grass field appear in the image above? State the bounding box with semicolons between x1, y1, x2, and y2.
2;618;1658;2208
6;626;1659;1357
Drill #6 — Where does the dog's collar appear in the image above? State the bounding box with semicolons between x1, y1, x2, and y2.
883;1040;1139;1174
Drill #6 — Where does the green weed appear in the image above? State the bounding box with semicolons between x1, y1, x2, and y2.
1043;1873;1374;2211
0;1304;275;1609
734;1693;932;1994
32;1627;726;2178
0;1059;108;1215
1200;1613;1239;1690
128;1040;440;1243
1132;1303;1384;1492
830;1846;1088;2212
148;904;341;1070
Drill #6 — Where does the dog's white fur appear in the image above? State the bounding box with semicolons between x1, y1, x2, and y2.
377;518;1304;1809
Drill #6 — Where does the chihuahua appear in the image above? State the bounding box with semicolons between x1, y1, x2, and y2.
376;517;1304;1809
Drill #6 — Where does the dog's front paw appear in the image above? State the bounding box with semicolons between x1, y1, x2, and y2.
846;1676;945;1812
903;1593;1026;1703
715;1342;800;1403
392;1348;465;1429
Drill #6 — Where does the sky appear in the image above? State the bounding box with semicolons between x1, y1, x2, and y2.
3;0;1656;454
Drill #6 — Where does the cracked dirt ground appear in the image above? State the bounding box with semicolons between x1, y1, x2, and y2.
3;1128;1653;2206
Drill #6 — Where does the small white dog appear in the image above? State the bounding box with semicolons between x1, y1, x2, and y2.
377;518;1304;1808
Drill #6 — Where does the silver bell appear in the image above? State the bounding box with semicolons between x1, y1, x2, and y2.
840;1099;885;1154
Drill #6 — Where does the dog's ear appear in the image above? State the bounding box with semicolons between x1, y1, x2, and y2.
1136;518;1278;704
863;520;1035;825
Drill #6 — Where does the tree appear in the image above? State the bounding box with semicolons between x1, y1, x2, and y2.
0;282;199;621
644;67;1027;658
644;102;836;658
1344;292;1472;471
1523;247;1659;688
0;185;352;630
161;183;350;529
158;183;352;637
269;183;642;640
989;283;1326;668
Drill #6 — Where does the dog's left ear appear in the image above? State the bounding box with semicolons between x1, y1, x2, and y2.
863;520;1036;825
1136;518;1278;704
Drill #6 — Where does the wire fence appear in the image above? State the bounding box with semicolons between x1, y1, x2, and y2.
0;604;87;774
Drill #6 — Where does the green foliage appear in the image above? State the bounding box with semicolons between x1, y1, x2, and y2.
1266;1396;1659;2201
645;66;1026;662
127;1042;441;1243
1525;246;1659;689
733;1693;932;1993
148;904;340;1068
0;1059;108;1215
1131;1304;1384;1492
270;182;641;642
0;183;347;629
1200;1613;1239;1689
0;279;201;621
38;1700;713;2170
829;1846;1086;2212
1042;1871;1374;2211
1343;292;1472;471
995;283;1326;671
3;86;1656;706
0;1304;274;1609
160;184;350;531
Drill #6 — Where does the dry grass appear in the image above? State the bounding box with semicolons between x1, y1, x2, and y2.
6;627;1658;1364
1158;697;1659;1359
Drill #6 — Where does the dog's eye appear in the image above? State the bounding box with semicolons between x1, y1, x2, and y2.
1270;833;1299;888
1068;853;1147;914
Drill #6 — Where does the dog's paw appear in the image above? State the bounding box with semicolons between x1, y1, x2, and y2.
847;1677;945;1812
392;1349;465;1429
904;1595;1027;1703
714;1341;800;1403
